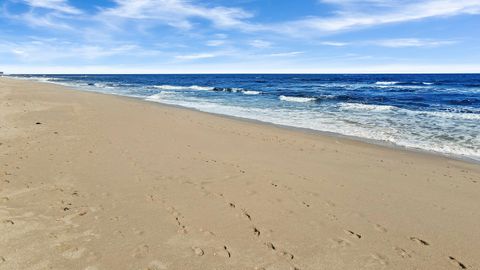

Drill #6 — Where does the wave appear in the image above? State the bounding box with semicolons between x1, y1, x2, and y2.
375;81;434;86
340;103;397;112
212;87;261;95
411;110;480;120
242;90;261;95
375;81;399;85
152;85;261;95
213;87;242;93
279;95;316;103
145;92;177;101
153;85;214;91
93;82;116;88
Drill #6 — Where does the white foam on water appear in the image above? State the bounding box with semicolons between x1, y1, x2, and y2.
279;95;316;103
409;110;480;120
94;83;115;89
153;85;185;90
144;93;479;161
242;90;261;95
189;85;214;91
375;81;399;85
153;85;213;91
340;103;397;112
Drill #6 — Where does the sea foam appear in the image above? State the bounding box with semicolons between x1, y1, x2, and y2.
375;81;399;85
340;103;397;112
153;85;214;91
279;95;316;103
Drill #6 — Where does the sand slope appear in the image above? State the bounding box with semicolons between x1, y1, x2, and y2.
0;77;479;270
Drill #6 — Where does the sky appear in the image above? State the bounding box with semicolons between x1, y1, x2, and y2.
1;0;480;74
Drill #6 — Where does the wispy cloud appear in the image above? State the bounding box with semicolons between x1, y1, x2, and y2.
280;0;480;35
175;52;218;60
373;38;457;47
1;0;479;73
266;51;303;57
100;0;254;30
320;41;349;46
318;38;457;47
0;38;158;61
24;0;82;15
206;40;226;47
2;0;82;30
13;11;73;29
249;39;272;48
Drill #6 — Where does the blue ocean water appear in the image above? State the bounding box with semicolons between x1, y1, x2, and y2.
12;74;480;161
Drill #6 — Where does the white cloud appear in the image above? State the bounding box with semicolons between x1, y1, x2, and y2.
373;38;457;47
206;40;226;46
24;0;82;15
279;0;480;34
175;53;217;60
3;0;79;30
266;51;303;57
0;38;158;61
16;11;73;29
249;39;272;48
318;38;457;47
101;0;253;30
320;41;349;46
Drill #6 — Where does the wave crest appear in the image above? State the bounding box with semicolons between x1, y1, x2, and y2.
375;81;399;85
340;103;397;111
153;85;214;91
279;95;316;103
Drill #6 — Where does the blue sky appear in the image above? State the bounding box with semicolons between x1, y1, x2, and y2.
1;0;480;73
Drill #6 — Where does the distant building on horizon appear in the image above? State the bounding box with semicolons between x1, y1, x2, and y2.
0;71;3;75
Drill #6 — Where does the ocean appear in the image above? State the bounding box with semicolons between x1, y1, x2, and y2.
10;74;480;161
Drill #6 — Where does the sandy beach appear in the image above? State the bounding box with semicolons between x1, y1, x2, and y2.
0;77;479;270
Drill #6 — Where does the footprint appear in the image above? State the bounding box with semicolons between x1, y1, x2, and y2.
214;246;231;258
62;247;86;259
329;238;351;249
374;224;387;233
265;242;276;251
253;227;261;237
393;247;411;258
242;210;252;220
409;237;429;246
449;256;467;269
279;250;294;260
192;247;204;256
363;253;389;268
325;200;336;207
3;219;14;225
132;244;149;258
345;230;362;239
302;201;310;208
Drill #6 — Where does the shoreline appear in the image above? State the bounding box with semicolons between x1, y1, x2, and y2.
6;75;479;165
1;77;479;270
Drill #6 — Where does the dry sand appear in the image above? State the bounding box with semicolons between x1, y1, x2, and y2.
0;77;479;270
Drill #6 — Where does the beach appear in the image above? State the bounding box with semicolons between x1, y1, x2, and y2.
1;77;479;269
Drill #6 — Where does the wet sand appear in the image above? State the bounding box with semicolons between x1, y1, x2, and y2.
1;77;479;270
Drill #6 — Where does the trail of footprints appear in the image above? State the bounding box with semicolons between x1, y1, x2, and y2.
225;199;301;269
159;178;470;269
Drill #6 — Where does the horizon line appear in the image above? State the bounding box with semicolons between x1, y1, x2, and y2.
4;72;480;75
